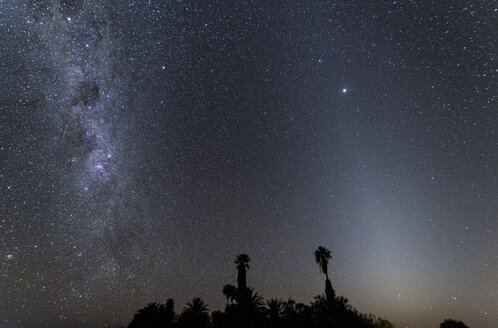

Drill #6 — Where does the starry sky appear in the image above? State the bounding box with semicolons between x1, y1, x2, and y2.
0;1;497;328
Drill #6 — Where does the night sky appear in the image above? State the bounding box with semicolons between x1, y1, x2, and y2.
1;1;496;328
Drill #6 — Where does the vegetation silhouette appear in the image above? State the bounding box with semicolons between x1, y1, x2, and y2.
440;319;470;328
314;246;335;304
128;299;175;328
222;284;236;309
235;253;250;290
176;297;210;328
265;298;284;328
125;247;469;328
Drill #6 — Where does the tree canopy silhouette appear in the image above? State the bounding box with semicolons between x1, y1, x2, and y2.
128;300;175;328
222;284;236;308
314;246;331;278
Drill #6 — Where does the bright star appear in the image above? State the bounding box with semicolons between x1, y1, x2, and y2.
342;88;347;93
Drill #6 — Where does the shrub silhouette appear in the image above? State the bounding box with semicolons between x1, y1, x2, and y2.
440;319;469;328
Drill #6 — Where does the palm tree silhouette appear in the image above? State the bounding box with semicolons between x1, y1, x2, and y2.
178;297;210;328
235;253;250;290
235;287;265;328
314;246;335;302
222;284;237;308
314;246;331;280
244;288;265;313
266;298;284;327
184;297;209;315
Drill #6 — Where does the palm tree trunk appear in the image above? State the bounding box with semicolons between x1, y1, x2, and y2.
238;268;247;290
325;278;335;301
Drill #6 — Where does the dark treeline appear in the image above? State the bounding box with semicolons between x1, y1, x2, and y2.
121;246;469;328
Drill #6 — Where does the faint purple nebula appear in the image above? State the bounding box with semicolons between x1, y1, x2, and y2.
95;162;106;172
